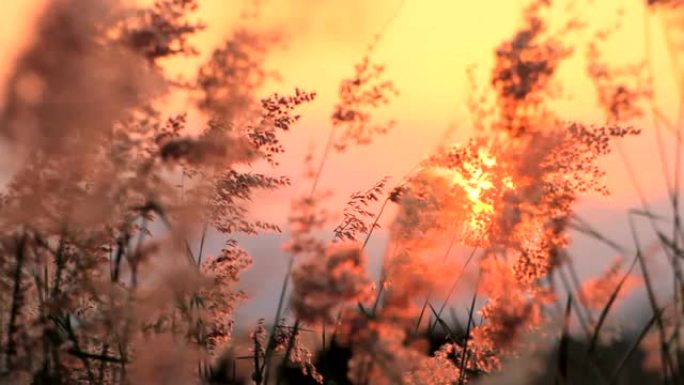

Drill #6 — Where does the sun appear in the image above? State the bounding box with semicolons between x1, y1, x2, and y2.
430;143;516;243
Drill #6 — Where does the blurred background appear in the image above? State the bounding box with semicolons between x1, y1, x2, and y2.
0;0;680;330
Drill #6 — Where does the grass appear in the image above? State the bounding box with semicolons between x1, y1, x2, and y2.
1;0;684;384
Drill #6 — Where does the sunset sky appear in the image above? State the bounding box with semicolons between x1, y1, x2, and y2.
163;0;679;220
0;0;679;208
1;0;681;324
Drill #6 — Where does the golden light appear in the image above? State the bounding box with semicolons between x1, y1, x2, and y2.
431;146;511;236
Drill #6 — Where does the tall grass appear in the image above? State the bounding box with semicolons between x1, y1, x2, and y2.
0;0;683;384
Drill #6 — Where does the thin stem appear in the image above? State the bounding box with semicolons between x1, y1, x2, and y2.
196;220;209;266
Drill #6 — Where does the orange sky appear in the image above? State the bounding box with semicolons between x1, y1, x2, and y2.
0;0;681;227
2;0;682;325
